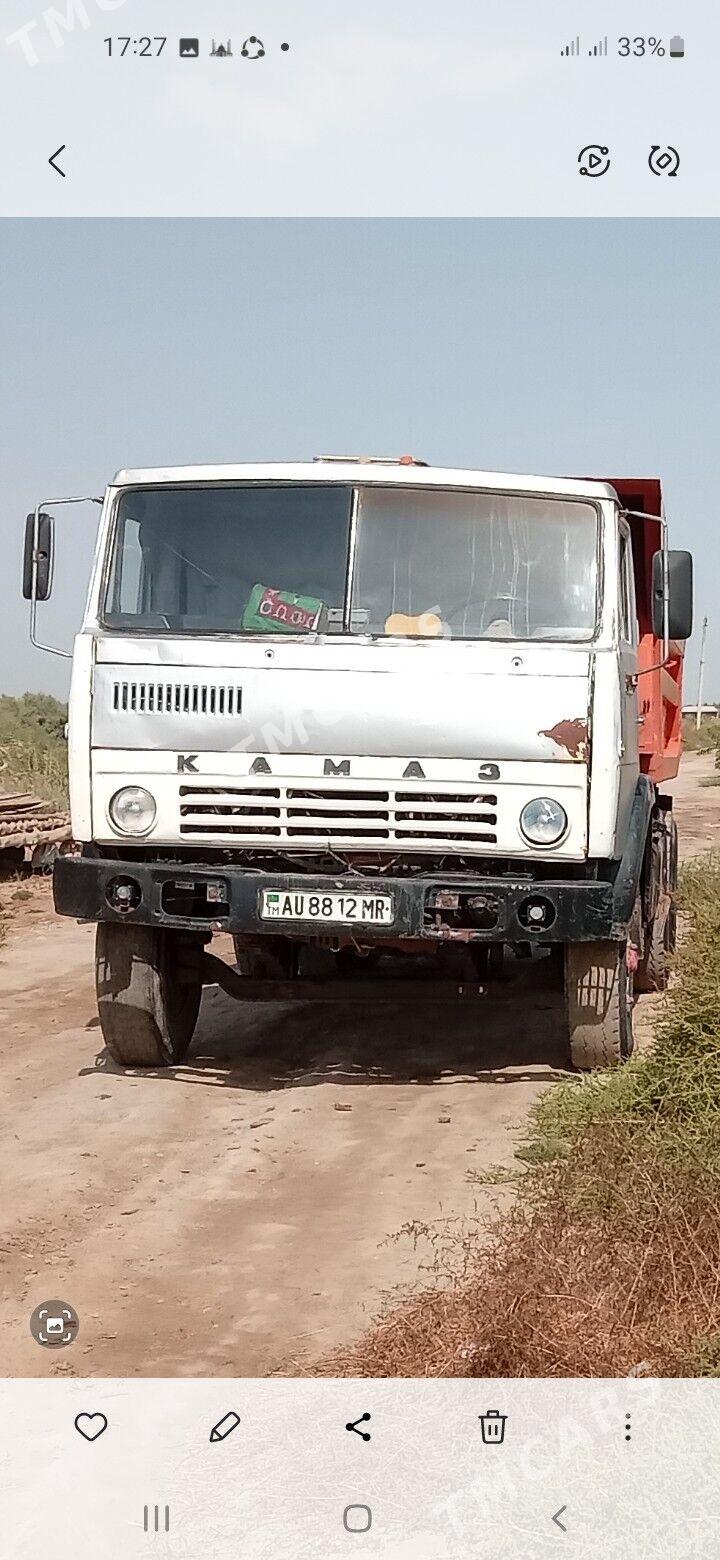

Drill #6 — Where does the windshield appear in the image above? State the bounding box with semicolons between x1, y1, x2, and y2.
103;482;598;640
351;488;598;640
104;485;353;634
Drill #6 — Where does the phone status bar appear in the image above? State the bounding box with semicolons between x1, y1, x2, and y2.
102;34;291;61
561;32;685;59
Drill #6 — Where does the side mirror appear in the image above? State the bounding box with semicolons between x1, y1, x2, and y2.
22;511;54;601
651;549;693;642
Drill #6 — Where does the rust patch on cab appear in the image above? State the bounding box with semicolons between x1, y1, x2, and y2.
539;717;588;761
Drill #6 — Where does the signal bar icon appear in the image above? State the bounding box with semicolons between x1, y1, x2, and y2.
560;35;580;57
589;36;608;57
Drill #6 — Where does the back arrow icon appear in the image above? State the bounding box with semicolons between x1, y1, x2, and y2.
552;1505;568;1532
49;145;66;177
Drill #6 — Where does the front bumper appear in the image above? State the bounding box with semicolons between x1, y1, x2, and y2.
54;854;622;943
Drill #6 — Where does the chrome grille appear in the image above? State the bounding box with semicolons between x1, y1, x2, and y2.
179;781;497;850
112;681;242;716
180;784;281;837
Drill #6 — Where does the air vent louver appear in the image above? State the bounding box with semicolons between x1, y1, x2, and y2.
112;681;242;717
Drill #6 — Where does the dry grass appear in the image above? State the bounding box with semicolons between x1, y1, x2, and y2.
327;1157;720;1379
326;859;720;1378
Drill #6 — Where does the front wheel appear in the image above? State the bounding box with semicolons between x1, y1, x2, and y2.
564;940;634;1071
95;924;202;1068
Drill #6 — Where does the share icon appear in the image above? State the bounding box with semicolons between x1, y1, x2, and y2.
346;1412;372;1441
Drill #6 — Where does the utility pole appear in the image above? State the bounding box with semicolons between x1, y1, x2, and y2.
696;615;708;730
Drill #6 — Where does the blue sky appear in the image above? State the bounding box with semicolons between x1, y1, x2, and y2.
0;218;717;697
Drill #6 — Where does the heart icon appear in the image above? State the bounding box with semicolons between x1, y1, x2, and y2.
74;1412;108;1442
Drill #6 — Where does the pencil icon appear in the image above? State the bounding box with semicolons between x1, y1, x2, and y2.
210;1411;241;1443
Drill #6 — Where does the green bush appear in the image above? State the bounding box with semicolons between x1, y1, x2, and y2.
0;692;68;745
682;716;720;757
0;693;68;806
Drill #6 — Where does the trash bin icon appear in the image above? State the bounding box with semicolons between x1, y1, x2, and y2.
479;1409;507;1445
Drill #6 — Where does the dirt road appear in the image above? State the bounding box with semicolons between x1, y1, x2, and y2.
1;752;717;1378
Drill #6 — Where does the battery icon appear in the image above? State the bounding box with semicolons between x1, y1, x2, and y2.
669;34;685;57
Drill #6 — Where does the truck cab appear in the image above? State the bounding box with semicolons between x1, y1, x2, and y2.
25;457;693;1070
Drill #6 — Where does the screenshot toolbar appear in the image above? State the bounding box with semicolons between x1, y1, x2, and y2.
1;0;716;213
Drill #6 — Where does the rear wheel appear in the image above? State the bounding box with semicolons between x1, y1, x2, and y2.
95;924;201;1067
665;896;678;955
636;903;673;992
564;940;634;1071
667;817;679;953
636;810;679;992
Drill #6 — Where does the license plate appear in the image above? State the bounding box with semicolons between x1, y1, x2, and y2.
260;889;394;925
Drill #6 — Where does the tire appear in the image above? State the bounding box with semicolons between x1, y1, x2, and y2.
667;817;679;953
564;940;634;1071
665;897;678;955
636;811;678;992
95;924;201;1068
636;902;672;993
669;816;679;889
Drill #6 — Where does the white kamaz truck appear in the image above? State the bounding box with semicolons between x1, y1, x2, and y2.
24;457;693;1071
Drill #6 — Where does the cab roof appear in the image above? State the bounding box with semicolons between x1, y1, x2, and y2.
110;460;620;504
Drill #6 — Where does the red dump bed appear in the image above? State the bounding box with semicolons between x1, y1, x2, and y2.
608;478;684;783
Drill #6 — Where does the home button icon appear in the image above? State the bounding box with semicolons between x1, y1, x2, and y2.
343;1504;372;1533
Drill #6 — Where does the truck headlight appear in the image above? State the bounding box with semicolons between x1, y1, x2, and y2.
108;786;157;836
520;797;568;847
